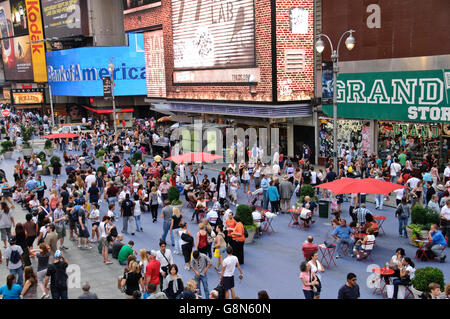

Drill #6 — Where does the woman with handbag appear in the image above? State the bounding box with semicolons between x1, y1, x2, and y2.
299;261;320;300
307;252;324;299
178;222;194;270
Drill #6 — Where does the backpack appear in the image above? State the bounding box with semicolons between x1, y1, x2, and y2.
72;205;81;222
213;284;226;299
9;248;21;264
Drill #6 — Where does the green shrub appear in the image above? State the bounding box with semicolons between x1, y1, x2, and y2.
96;166;107;176
1;140;14;153
95;149;106;158
21;126;34;148
130;152;142;165
50;156;60;166
236;204;253;226
411;267;445;292
36;151;47;162
168;186;180;204
411;205;427;225
171;161;177;172
44;139;52;150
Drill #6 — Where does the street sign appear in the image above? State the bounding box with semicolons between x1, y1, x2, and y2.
1;109;10;117
103;76;112;98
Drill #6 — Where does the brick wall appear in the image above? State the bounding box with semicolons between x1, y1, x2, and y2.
125;0;315;104
276;0;314;102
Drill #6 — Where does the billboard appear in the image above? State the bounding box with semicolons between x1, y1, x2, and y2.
42;0;88;38
26;0;47;82
10;0;27;36
0;1;14;40
46;33;147;97
171;0;256;70
144;29;166;98
2;34;34;80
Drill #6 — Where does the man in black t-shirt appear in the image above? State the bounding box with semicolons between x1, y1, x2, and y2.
65;196;78;241
338;273;360;299
121;193;135;235
77;201;91;250
44;250;68;299
111;234;125;259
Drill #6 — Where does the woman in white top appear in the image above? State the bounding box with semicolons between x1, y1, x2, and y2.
241;166;251;193
99;216;113;264
88;203;100;243
355;228;376;260
253;163;262;189
307;251;324;299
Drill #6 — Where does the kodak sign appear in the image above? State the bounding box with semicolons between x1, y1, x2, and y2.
26;0;48;82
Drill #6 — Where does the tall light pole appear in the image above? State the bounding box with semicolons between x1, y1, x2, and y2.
108;61;117;134
316;30;356;172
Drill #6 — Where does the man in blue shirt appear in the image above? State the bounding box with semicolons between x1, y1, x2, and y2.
24;176;37;192
260;174;270;210
267;181;280;215
332;219;355;258
428;224;447;263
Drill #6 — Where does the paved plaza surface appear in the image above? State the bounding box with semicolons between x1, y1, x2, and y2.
0;149;448;299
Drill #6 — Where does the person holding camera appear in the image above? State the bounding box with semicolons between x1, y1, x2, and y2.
44;250;68;299
299;261;320;300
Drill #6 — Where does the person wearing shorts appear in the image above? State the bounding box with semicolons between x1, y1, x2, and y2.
220;246;243;299
53;202;68;250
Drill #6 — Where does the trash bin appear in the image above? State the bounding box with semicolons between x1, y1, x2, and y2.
319;200;330;219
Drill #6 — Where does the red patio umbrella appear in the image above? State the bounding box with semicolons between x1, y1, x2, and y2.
165;152;224;164
43;133;81;139
315;178;407;195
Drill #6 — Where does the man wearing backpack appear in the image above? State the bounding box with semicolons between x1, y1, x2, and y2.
395;197;411;238
4;236;24;286
44;250;69;299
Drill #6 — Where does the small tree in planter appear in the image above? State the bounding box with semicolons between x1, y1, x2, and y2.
95;149;106;159
44;139;53;156
411;267;445;297
96;166;107;176
1;140;14;159
168;186;182;206
130;152;143;165
236;204;258;243
295;184;318;206
36;151;47;163
406;205;440;246
48;156;61;176
21;126;35;157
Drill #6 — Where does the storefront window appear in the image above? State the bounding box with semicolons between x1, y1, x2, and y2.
377;121;442;163
318;118;371;159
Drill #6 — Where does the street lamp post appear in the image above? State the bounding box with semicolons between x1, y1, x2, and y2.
316;30;356;173
108;61;117;134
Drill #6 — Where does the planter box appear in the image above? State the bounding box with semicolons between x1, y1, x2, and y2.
3;151;13;159
170;204;183;212
22;148;33;157
406;227;429;247
245;228;256;244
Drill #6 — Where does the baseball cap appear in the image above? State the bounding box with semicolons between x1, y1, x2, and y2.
54;250;62;259
8;236;16;244
150;250;158;257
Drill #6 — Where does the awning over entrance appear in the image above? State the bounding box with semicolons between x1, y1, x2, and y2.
82;105;134;114
166;102;312;119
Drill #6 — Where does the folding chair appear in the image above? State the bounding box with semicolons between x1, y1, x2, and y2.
405;286;414;299
357;240;375;261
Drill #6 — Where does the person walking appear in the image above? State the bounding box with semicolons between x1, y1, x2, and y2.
338;273;360;299
267;180;280;215
29;243;51;298
120;193;135;235
21;266;38;299
52;202;68;250
156;240;174;291
395;197;411;238
299;261;319;300
160;200;173;243
220;246;243;300
279;175;294;214
169;207;183;254
229;215;246;265
0;274;22;299
178;222;194;270
99;216;114;265
0;202;15;249
44;250;69;299
307;251;325;299
4;236;24;286
190;250;212;299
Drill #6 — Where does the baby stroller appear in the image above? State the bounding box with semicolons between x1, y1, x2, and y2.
247;188;263;208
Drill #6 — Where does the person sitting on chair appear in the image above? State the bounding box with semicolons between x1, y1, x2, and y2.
428;224;447;263
392;257;415;299
354;228;376;261
300;204;315;227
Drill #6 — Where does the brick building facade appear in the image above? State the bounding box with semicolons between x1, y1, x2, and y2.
124;0;316;157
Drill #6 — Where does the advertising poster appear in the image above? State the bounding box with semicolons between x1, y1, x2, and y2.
13;34;33;79
46;33;147;97
0;0;14;39
10;0;28;36
26;0;48;82
144;29;166;98
11;88;45;105
171;0;256;70
321;61;333;101
42;0;85;38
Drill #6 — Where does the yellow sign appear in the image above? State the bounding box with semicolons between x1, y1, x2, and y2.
26;0;48;82
13;92;45;105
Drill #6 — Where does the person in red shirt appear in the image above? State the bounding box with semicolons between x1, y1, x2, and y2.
145;250;161;292
123;165;132;179
302;236;318;260
169;172;177;187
